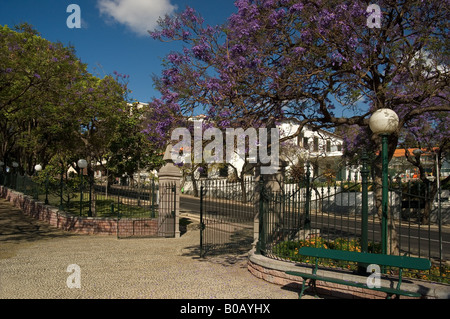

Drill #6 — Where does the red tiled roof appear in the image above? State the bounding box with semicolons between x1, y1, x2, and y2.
393;148;438;158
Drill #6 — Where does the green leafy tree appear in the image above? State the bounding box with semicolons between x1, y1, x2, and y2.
1;24;163;211
0;24;89;173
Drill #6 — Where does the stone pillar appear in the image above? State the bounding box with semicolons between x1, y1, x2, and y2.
158;144;182;238
253;159;287;253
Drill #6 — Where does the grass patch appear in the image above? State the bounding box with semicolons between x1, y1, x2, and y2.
38;192;157;218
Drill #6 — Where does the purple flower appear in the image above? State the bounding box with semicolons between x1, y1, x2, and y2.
219;120;231;128
33;73;41;79
230;44;246;57
181;6;204;24
167;52;190;65
182;31;191;40
192;43;211;62
293;47;306;55
290;3;304;13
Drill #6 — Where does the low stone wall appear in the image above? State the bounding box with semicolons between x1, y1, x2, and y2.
247;248;450;299
0;186;158;236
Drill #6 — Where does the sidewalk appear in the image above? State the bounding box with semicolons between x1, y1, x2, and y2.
0;198;308;299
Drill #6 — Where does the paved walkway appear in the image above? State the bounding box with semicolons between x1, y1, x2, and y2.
0;198;309;299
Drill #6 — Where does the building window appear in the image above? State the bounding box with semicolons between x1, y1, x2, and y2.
326;140;331;153
303;137;309;149
313;137;319;152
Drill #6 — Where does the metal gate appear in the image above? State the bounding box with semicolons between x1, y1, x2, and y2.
113;182;177;238
157;183;177;237
199;179;256;257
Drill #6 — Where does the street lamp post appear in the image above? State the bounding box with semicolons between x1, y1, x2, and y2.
12;162;19;189
304;161;311;231
59;165;64;211
34;164;49;205
34;164;42;201
77;159;88;216
369;108;399;255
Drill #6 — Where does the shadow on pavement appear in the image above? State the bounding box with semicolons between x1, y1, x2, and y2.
0;198;74;259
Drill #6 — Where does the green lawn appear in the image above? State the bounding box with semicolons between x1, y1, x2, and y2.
36;191;157;218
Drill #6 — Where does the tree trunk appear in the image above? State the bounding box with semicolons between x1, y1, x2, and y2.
191;171;199;197
420;179;434;225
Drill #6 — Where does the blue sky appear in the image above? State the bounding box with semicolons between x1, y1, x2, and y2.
0;0;238;103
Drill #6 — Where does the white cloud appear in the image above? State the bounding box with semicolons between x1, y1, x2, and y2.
97;0;177;36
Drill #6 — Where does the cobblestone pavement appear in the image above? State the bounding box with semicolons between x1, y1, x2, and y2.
0;198;312;299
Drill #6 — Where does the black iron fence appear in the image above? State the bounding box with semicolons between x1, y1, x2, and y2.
1;171;159;219
257;168;449;283
0;171;180;239
2;166;448;282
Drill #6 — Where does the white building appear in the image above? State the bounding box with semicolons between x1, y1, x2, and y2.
204;120;346;181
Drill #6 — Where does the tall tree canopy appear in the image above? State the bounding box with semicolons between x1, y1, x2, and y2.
0;24;163;179
149;0;449;131
147;0;449;253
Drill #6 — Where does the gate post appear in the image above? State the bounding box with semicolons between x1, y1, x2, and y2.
253;159;286;254
158;144;182;238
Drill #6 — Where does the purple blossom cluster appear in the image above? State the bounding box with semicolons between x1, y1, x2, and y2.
191;41;211;62
143;0;449;157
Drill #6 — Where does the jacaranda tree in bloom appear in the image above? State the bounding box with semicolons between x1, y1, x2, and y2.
0;24;160;190
0;23;89;173
148;1;449;254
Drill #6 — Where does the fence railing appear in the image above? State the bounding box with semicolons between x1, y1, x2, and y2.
198;178;256;257
1;172;159;218
2;168;448;282
256;171;449;283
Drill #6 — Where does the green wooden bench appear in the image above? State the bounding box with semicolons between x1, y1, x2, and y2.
285;247;431;299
